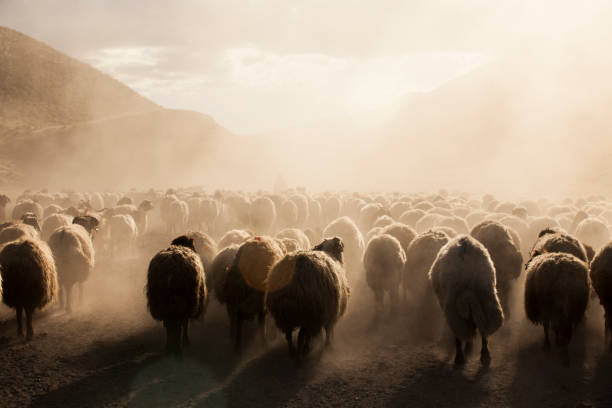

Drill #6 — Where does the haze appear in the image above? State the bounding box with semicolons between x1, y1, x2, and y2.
2;0;605;134
2;1;612;197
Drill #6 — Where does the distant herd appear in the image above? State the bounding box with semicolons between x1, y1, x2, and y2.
1;188;611;367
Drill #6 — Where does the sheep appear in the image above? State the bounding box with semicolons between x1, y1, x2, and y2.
322;196;341;224
223;236;284;350
306;197;323;229
199;198;219;233
183;231;217;275
279;199;299;228
21;212;41;232
589;243;612;351
528;230;588;265
90;192;104;211
146;235;207;354
0;223;39;245
323;216;365;279
429;235;504;365
372;215;394;229
218;229;252;249
0;238;57;340
415;213;442;233
276;228;311;250
528;216;562;247
470;220;523;317
277;238;299;253
359;203;387;232
249;196;277;234
403;230;449;307
109;214;138;257
116;196;133;206
41;213;72;241
398;209;426;228
43;204;63;218
48;225;95;313
575;217;610;251
12;199;43;220
290;194;310;227
265;237;349;360
0;194;10;221
72;214;100;237
524;252;590;366
166;200;188;233
438;216;469;235
209;244;239;305
364;234;406;315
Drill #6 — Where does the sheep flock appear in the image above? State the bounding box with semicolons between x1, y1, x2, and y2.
3;187;612;377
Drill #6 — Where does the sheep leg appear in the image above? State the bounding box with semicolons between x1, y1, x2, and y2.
227;306;236;338
454;338;465;365
374;290;384;316
78;282;84;305
164;320;181;355
464;340;473;356
257;311;267;345
297;328;309;357
65;284;73;314
16;306;23;338
182;319;190;347
25;307;34;341
324;324;333;347
543;322;551;350
390;288;399;314
480;335;490;365
604;311;612;352
285;330;296;357
234;315;243;352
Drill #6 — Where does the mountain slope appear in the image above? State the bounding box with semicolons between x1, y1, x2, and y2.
0;26;158;131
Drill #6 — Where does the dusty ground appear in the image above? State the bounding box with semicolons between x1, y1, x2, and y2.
1;234;611;408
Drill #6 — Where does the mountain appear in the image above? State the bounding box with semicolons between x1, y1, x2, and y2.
371;46;612;197
0;27;246;190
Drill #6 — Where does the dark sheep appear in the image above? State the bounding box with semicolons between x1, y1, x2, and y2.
265;237;349;360
147;235;207;354
524;252;590;366
0;238;58;339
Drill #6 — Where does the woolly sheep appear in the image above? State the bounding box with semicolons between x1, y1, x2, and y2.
0;238;57;339
379;222;417;257
528;230;588;266
524;252;590;366
72;215;100;236
184;231;217;275
0;194;10;221
470;220;523;316
372;215;394;229
403;230;449;312
437;215;469;235
364;234;406;314
429;235;504;365
147;236;207;354
590;242;612;351
0;223;39;245
43;204;63;218
224;236;284;350
398;209;426;228
41;213;72;241
323;216;365;279
218;229;252;249
167;200;189;234
290;194;310;227
415;213;441;233
575;217;610;251
249;196;277;234
48;224;95;313
209;244;239;305
265;237;349;360
276;228;311;250
279;199;299;228
109;214;138;257
12;200;43;220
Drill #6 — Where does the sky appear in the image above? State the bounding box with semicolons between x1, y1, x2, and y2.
0;1;609;134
